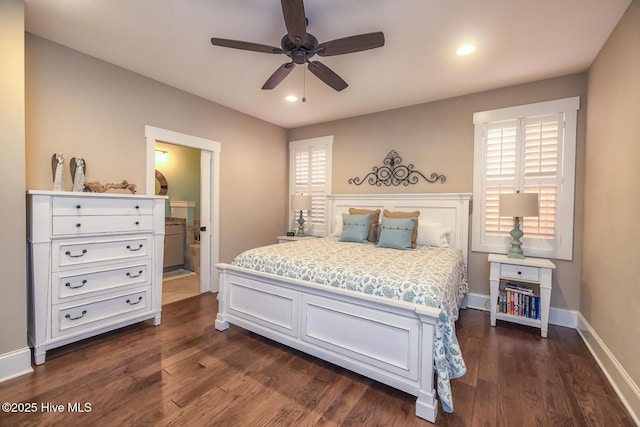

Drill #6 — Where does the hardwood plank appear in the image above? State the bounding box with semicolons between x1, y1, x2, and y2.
0;293;635;426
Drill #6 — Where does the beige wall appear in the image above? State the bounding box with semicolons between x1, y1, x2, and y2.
25;34;289;263
289;74;587;311
584;0;640;394
0;0;28;356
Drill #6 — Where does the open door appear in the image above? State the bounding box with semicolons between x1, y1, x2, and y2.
145;125;221;295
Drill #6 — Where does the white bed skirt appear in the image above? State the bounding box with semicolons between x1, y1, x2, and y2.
215;263;442;422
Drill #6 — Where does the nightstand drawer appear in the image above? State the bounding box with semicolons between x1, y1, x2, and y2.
500;264;539;282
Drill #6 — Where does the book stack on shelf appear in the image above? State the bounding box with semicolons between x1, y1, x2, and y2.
498;281;541;320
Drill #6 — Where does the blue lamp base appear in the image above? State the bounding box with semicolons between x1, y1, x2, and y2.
507;217;526;259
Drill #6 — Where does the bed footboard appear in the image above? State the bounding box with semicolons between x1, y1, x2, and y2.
215;263;441;423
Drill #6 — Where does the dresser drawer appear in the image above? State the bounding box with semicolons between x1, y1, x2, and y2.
500;264;540;282
52;287;151;338
52;215;153;236
52;197;153;216
52;260;151;304
53;235;152;271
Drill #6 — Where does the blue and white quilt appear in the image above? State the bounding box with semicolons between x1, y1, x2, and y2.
231;236;469;412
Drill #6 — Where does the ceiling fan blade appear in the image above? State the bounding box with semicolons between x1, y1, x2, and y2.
307;61;348;92
281;0;307;45
262;62;296;90
316;32;385;56
211;38;283;54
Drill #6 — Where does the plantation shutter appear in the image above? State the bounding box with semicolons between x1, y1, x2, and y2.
521;114;562;241
289;136;333;236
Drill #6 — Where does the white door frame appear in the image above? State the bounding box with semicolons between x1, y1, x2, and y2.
145;125;221;293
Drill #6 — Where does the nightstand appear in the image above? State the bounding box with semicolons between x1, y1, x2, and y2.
488;254;555;337
277;235;317;244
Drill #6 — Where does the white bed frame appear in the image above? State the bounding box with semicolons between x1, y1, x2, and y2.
215;193;471;422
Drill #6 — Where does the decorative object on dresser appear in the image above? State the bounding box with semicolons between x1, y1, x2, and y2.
83;180;137;194
27;191;166;364
291;194;312;236
488;253;555;337
51;153;65;191
499;191;539;259
70;156;86;192
348;150;446;187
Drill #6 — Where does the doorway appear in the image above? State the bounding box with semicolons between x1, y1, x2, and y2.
145;125;221;304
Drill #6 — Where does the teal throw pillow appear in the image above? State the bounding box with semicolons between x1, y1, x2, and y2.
340;213;371;243
377;217;417;250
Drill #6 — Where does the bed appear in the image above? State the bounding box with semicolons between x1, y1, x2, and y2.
215;193;471;422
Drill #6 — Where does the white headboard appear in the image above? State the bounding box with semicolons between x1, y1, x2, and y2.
327;193;472;265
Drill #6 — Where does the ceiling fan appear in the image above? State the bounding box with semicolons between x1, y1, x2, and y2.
211;0;385;92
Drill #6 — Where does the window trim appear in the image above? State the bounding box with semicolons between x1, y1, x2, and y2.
472;97;579;260
289;136;333;237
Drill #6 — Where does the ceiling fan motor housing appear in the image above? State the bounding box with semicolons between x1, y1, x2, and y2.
281;33;318;63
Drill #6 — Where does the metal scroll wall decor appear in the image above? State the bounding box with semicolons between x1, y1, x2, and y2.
348;150;446;187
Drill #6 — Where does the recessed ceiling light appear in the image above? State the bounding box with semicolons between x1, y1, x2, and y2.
456;44;476;56
285;95;298;102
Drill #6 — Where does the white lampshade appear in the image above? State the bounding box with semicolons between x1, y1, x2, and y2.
291;194;312;211
499;192;539;218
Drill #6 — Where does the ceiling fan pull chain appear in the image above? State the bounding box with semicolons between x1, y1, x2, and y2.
302;63;307;102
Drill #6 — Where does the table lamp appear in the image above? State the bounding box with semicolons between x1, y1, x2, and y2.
291;194;312;236
499;191;539;259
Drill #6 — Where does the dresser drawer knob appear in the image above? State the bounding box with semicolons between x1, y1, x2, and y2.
75;223;82;228
135;221;140;225
518;271;522;275
75;204;81;209
65;279;87;289
65;249;87;258
126;296;143;305
135;205;140;209
126;244;144;252
65;310;87;321
126;270;143;278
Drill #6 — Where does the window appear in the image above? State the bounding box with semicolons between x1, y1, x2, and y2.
472;97;579;260
289;136;333;236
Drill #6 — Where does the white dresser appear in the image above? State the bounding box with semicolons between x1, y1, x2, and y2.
27;191;166;364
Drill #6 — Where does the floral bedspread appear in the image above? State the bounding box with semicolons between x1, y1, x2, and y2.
231;236;469;413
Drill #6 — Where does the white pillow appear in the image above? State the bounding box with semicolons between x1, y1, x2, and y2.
416;221;451;247
330;213;343;237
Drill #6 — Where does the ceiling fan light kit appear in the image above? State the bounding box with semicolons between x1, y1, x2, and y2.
211;0;384;93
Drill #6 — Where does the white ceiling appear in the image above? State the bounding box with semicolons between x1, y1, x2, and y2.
24;0;631;129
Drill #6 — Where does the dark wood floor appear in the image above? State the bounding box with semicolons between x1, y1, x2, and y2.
0;293;634;426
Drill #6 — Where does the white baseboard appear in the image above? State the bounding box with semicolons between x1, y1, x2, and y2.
464;292;577;328
0;347;33;383
577;313;640;425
